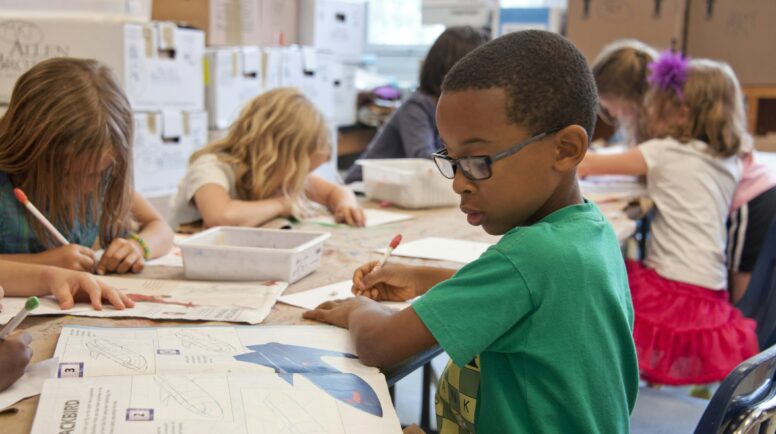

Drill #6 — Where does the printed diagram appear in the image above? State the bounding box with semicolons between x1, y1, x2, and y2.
234;343;383;417
266;393;327;434
86;338;148;372
126;293;197;308
174;329;239;353
243;389;344;434
155;375;224;419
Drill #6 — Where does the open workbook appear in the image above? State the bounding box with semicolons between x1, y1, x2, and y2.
31;325;402;434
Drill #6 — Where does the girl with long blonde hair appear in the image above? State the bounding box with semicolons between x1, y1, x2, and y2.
170;87;364;228
580;54;758;385
0;58;174;276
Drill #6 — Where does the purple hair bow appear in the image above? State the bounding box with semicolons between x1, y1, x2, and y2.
648;50;690;100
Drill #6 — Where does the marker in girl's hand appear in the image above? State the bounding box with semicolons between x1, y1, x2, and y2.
13;188;69;245
0;296;40;340
373;234;402;273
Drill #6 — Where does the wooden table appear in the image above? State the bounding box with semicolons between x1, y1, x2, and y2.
0;200;635;432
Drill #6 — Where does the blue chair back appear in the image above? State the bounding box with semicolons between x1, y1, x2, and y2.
694;344;776;433
737;218;776;348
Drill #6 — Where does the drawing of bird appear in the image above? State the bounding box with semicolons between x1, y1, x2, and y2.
234;342;383;417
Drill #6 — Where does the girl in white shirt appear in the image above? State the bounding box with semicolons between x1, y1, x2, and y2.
170;88;364;229
579;53;758;385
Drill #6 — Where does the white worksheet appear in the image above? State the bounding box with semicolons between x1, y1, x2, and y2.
304;208;414;227
31;325;401;434
278;280;412;311
0;277;287;325
0;358;58;411
377;237;492;264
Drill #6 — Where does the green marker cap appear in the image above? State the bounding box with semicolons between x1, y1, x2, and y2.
25;296;40;311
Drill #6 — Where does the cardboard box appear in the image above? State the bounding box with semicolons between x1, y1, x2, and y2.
754;135;776;153
0;0;151;21
279;45;305;89
298;0;366;63
262;47;283;90
153;0;240;46
0;16;204;110
205;46;263;129
566;0;687;64
496;7;564;36
686;0;776;86
300;48;335;117
152;0;297;46
331;62;357;127
133;110;208;197
246;0;298;46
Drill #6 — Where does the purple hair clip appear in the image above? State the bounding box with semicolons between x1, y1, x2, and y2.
648;50;690;100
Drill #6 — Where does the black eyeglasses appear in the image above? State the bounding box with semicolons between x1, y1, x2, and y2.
431;128;561;181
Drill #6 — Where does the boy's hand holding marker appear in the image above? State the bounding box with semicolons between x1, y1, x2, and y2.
303;235;403;327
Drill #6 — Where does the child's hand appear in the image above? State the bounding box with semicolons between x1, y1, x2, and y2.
352;261;420;301
41;266;134;311
38;244;96;272
334;203;366;227
96;238;145;275
302;297;370;328
0;330;32;392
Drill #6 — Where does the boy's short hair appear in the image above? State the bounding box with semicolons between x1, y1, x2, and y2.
442;30;598;138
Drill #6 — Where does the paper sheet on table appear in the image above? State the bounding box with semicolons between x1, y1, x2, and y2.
377;237;492;264
278;280;412;311
0;357;58;410
0;276;287;325
31;325;402;433
304;208;414;227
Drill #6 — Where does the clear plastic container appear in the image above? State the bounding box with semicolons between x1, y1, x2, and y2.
357;159;458;209
177;227;330;283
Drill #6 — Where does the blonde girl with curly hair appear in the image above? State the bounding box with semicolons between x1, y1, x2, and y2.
170;88;364;229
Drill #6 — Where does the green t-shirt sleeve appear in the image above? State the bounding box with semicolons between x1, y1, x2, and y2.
412;247;535;367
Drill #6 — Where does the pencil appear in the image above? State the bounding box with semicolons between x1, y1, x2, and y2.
13;188;69;245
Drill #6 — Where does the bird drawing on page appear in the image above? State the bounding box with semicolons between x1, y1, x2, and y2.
234;342;383;417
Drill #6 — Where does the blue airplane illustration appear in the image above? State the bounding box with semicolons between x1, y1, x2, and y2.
234;342;383;417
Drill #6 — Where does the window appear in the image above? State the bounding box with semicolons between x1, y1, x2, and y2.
366;0;446;50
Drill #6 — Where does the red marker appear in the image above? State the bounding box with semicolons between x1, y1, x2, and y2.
374;234;402;271
13;188;69;245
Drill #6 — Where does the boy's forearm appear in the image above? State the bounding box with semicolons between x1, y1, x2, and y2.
348;302;437;368
414;266;457;295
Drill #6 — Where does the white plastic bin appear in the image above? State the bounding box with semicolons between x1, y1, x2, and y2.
356;159;459;209
177;227;331;283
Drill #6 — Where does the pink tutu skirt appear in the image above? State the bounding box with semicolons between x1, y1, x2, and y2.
627;260;759;385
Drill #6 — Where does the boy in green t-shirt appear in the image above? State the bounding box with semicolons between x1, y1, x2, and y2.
304;30;639;433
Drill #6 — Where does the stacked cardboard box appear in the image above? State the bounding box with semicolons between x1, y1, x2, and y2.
0;10;208;197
